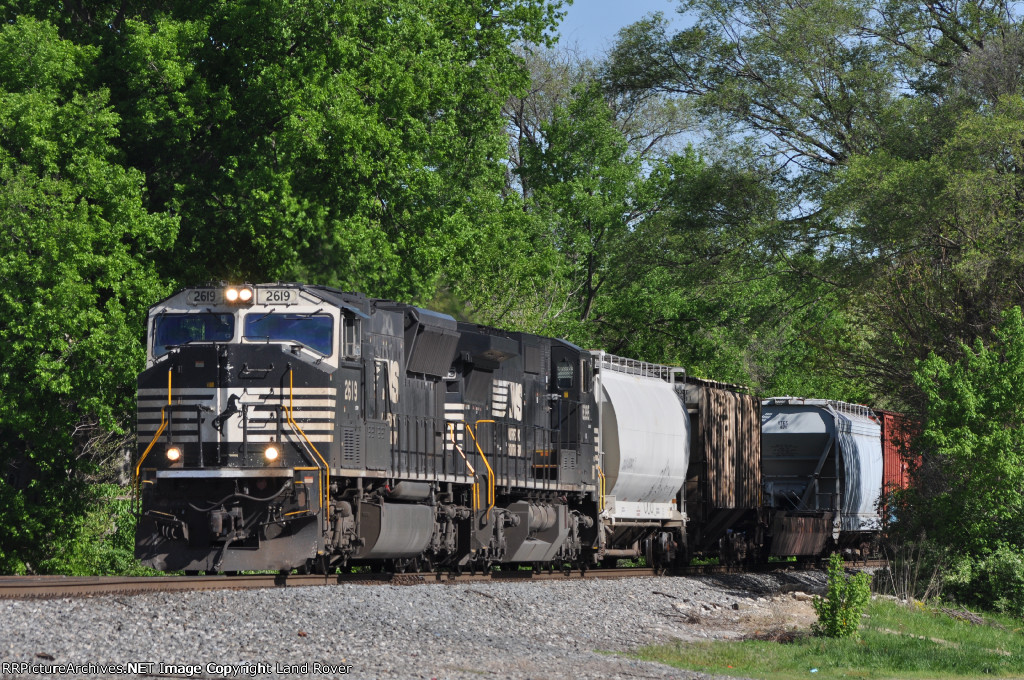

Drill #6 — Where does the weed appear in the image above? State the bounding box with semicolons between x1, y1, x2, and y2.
812;552;871;638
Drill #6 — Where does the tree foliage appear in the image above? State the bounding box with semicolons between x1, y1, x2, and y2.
910;307;1024;555
0;16;176;572
832;95;1024;402
5;0;566;300
598;0;1024;406
4;0;1024;581
0;1;567;572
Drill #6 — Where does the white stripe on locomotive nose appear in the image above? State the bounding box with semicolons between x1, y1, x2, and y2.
142;434;336;443
236;387;338;395
232;433;334;443
246;410;336;420
228;422;334;432
139;387;337;397
137;399;214;408
138;399;337;410
245;399;337;407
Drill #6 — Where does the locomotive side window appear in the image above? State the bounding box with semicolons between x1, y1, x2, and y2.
343;316;361;359
556;358;574;390
154;313;234;356
580;358;591;393
243;313;334;356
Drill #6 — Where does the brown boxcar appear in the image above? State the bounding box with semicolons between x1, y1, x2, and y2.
683;378;761;558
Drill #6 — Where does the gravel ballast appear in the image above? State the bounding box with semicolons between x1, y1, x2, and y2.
0;571;827;680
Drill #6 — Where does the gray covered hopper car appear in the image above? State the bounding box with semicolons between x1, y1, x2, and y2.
761;397;883;556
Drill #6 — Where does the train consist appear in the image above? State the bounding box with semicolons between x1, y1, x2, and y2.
134;284;911;573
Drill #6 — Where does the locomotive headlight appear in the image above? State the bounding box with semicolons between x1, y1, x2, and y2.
166;446;182;462
264;445;279;462
224;286;253;304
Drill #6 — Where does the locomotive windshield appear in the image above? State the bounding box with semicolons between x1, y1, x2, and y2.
243;312;334;355
153;313;234;356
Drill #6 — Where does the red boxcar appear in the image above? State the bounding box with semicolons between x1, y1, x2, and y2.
875;409;919;493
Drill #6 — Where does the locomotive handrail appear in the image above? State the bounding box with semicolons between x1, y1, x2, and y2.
466;420;496;518
134;367;172;493
286;369;330;529
446;422;479;510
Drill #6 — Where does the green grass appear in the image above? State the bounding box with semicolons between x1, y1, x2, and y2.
629;599;1024;679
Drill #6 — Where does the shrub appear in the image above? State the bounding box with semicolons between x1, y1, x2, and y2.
946;545;1024;618
36;484;157;576
813;552;871;638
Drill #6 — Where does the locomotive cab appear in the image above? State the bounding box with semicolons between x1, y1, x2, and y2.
135;284;362;572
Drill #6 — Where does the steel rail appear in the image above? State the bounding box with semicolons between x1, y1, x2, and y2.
0;560;886;600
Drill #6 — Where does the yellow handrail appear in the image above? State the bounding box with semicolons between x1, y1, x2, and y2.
286;370;330;523
134;368;172;492
466;420;496;517
446;422;478;510
596;463;606;512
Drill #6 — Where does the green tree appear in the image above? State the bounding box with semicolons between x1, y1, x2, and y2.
0;17;176;572
451;45;693;335
517;82;647;338
6;0;567;301
833;95;1024;403
453;79;653;338
911;307;1024;555
602;1;1024;405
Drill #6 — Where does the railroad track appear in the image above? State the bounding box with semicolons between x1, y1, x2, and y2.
0;559;886;600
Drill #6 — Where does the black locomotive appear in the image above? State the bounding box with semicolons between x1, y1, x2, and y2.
135;283;895;573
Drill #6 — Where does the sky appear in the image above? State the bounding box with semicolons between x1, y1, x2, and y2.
555;0;684;56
